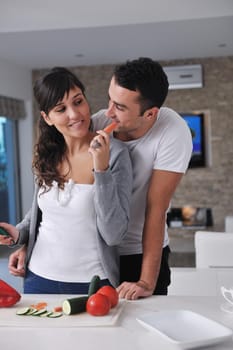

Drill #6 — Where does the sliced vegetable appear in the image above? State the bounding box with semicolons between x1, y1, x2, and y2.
62;296;88;315
88;275;101;297
26;308;38;315
0;226;10;237
30;302;47;310
47;311;63;318
0;279;21;307
53;306;63;312
16;307;31;315
32;308;48;316
39;311;53;317
103;122;117;134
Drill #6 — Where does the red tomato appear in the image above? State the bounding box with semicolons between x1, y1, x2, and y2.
97;285;119;308
86;293;111;316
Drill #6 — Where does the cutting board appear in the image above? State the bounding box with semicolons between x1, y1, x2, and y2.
0;294;125;327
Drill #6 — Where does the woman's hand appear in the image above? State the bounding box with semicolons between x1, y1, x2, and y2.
89;130;110;172
0;222;19;245
8;246;26;277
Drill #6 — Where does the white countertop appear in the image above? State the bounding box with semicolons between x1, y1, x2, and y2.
1;294;233;350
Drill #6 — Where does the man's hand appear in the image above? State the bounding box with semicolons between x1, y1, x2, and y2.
116;280;154;300
8;246;26;277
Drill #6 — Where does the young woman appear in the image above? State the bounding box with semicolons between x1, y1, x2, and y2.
0;67;132;294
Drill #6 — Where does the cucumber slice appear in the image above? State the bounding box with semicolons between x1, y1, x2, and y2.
32;308;48;316
88;275;101;296
16;307;31;315
47;311;63;318
26;308;38;315
62;296;88;315
39;311;53;317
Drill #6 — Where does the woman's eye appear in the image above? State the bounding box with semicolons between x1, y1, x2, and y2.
74;99;82;105
56;107;65;113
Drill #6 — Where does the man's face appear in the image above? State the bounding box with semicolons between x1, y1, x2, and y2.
105;77;145;134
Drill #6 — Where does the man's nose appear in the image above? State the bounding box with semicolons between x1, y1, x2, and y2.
106;101;115;117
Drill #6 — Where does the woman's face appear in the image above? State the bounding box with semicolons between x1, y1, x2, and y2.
41;86;91;139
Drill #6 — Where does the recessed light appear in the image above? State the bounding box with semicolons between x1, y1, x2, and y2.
218;43;227;48
75;54;84;58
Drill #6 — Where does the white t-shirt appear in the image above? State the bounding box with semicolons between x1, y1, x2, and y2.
92;107;193;255
29;180;107;282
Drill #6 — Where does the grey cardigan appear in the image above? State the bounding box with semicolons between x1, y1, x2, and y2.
16;137;132;287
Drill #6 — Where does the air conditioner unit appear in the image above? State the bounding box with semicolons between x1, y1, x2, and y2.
163;64;203;90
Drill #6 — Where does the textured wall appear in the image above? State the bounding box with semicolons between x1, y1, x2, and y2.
33;56;233;233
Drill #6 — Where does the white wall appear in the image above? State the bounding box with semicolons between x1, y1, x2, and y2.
0;59;33;217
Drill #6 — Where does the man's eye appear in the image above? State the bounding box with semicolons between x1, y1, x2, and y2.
116;105;124;111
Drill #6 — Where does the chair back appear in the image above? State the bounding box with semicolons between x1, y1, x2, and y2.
195;231;233;268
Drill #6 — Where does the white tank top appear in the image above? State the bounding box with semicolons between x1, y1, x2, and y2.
28;180;107;282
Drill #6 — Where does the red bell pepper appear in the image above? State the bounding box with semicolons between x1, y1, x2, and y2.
0;279;21;307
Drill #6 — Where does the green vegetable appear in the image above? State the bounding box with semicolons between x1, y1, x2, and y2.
0;227;11;237
32;308;48;316
62;296;88;315
88;275;101;297
47;311;63;318
16;307;31;315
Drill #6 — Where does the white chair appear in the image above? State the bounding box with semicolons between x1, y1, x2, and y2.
168;268;217;296
225;216;233;233
195;231;233;268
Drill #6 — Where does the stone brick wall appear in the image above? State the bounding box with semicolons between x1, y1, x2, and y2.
33;56;233;233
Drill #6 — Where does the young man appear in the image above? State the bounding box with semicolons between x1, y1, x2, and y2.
91;57;193;300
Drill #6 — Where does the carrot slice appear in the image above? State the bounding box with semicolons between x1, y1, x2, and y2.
103;122;117;134
53;306;63;312
30;302;48;310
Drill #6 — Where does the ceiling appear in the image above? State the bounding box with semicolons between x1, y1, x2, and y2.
0;0;233;70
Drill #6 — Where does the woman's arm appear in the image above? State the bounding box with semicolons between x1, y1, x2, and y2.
94;139;132;246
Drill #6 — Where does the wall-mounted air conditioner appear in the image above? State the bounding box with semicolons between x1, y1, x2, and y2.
163;64;203;90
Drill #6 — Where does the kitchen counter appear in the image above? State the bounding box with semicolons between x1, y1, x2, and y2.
1;294;233;350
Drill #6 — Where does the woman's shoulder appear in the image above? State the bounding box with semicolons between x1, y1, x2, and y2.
110;136;128;152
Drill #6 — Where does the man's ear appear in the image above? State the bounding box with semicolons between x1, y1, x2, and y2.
144;107;159;120
41;111;53;126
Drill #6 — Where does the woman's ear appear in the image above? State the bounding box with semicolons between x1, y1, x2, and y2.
41;111;53;126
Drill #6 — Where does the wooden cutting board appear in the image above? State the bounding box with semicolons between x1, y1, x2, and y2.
0;294;125;327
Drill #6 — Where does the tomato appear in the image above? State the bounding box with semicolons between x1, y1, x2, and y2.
97;285;119;308
86;293;111;316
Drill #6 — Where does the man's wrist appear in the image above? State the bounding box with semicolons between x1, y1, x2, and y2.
137;279;154;291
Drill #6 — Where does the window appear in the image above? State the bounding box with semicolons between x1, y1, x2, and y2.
0;116;21;224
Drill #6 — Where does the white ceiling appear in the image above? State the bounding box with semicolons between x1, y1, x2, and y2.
0;0;233;70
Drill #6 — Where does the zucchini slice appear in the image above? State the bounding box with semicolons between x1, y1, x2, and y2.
16;307;31;315
47;311;63;318
26;308;38;315
62;296;88;315
32;308;48;316
39;311;53;317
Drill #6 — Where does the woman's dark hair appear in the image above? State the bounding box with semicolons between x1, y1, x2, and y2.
32;67;86;190
113;57;169;114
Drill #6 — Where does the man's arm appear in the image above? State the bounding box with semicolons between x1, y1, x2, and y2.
117;169;183;300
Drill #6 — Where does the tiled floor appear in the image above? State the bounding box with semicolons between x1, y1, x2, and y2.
0;246;23;293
